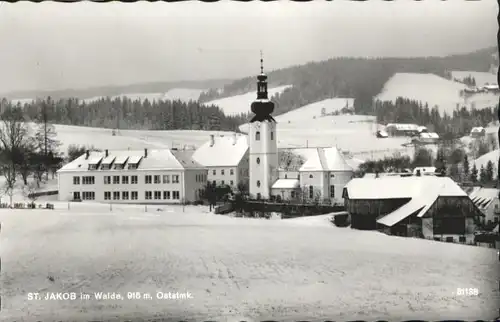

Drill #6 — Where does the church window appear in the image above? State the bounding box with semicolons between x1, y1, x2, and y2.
270;132;274;140
257;180;261;187
309;185;314;199
309;174;313;179
256;157;260;164
284;174;287;179
256;131;260;140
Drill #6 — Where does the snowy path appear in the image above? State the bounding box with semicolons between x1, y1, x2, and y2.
0;208;499;321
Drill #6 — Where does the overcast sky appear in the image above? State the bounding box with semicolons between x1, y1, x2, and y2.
0;1;496;93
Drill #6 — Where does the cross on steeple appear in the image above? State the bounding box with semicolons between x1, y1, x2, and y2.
260;50;264;74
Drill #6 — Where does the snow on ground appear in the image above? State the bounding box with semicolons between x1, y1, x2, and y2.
376;73;498;115
271;98;354;123
0;204;498;321
451;71;498;87
205;85;292;116
474;149;500;172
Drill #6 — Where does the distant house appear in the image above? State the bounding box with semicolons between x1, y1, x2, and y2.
385;123;420;137
412;132;439;144
482;83;499;93
298;147;354;204
343;176;484;243
470;127;486;138
413;167;437;176
469;187;500;226
57;148;208;204
192;133;249;190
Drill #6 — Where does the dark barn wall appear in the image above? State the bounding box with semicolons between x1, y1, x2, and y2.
346;198;411;230
423;196;483;235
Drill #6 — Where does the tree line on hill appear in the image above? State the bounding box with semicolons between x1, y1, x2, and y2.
0;105;63;205
0;96;248;132
358;144;497;185
199;48;495;119
374;97;498;138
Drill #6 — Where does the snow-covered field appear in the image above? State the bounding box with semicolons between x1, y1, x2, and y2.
39;124;235;156
451;71;498;87
205;85;292;116
376;73;498;115
0;205;498;321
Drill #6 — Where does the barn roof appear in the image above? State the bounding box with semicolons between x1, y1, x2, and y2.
372;176;477;227
346;176;465;200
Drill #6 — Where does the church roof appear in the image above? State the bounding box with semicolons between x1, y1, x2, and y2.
299;147;353;172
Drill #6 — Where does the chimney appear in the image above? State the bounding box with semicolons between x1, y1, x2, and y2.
144;148;148;158
210;134;215;147
105;149;109;157
232;133;237;145
85;150;90;160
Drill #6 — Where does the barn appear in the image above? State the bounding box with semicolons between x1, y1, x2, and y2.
385;123;420;137
343;176;484;243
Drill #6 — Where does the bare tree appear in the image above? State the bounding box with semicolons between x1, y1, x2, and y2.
0;107;31;206
279;150;305;171
34;98;61;180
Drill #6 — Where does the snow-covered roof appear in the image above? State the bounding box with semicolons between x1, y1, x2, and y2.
345;176;466;200
272;179;300;189
114;155;129;165
58;149;203;173
413;167;436;174
299;147;353;172
386;123;419;131
88;156;103;165
471;127;486;133
101;155;116;165
469;187;498;209
373;176;471;227
192;134;248;167
420;132;439;139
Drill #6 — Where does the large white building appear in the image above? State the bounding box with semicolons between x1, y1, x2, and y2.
57;148;207;204
192;133;249;190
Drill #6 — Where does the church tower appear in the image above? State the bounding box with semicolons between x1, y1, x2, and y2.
248;52;279;199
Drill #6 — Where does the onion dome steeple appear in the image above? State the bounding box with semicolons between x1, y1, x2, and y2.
250;51;275;123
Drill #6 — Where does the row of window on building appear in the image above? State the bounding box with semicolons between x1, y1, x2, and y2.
103;190;181;200
73;174;203;185
255;131;274;141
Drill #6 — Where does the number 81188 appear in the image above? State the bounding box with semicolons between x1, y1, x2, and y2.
456;288;479;296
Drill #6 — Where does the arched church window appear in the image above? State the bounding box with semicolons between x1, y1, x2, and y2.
309;174;313;179
284;174;288;179
309;185;314;199
257;180;261;187
256;131;260;141
270;132;274;140
256;157;260;164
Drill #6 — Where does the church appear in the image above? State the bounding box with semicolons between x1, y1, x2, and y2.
194;56;355;205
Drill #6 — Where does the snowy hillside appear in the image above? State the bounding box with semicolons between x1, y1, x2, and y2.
376;73;498;115
43;124;234;155
451;71;497;87
474;149;499;173
205;85;292;116
0;206;498;321
240;99;415;160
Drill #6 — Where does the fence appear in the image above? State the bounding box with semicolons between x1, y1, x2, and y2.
237;200;345;218
28;190;58;198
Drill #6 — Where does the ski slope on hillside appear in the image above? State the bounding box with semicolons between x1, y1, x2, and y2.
205;85;292;116
376;73;498;115
0;206;498;321
451;71;497;87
